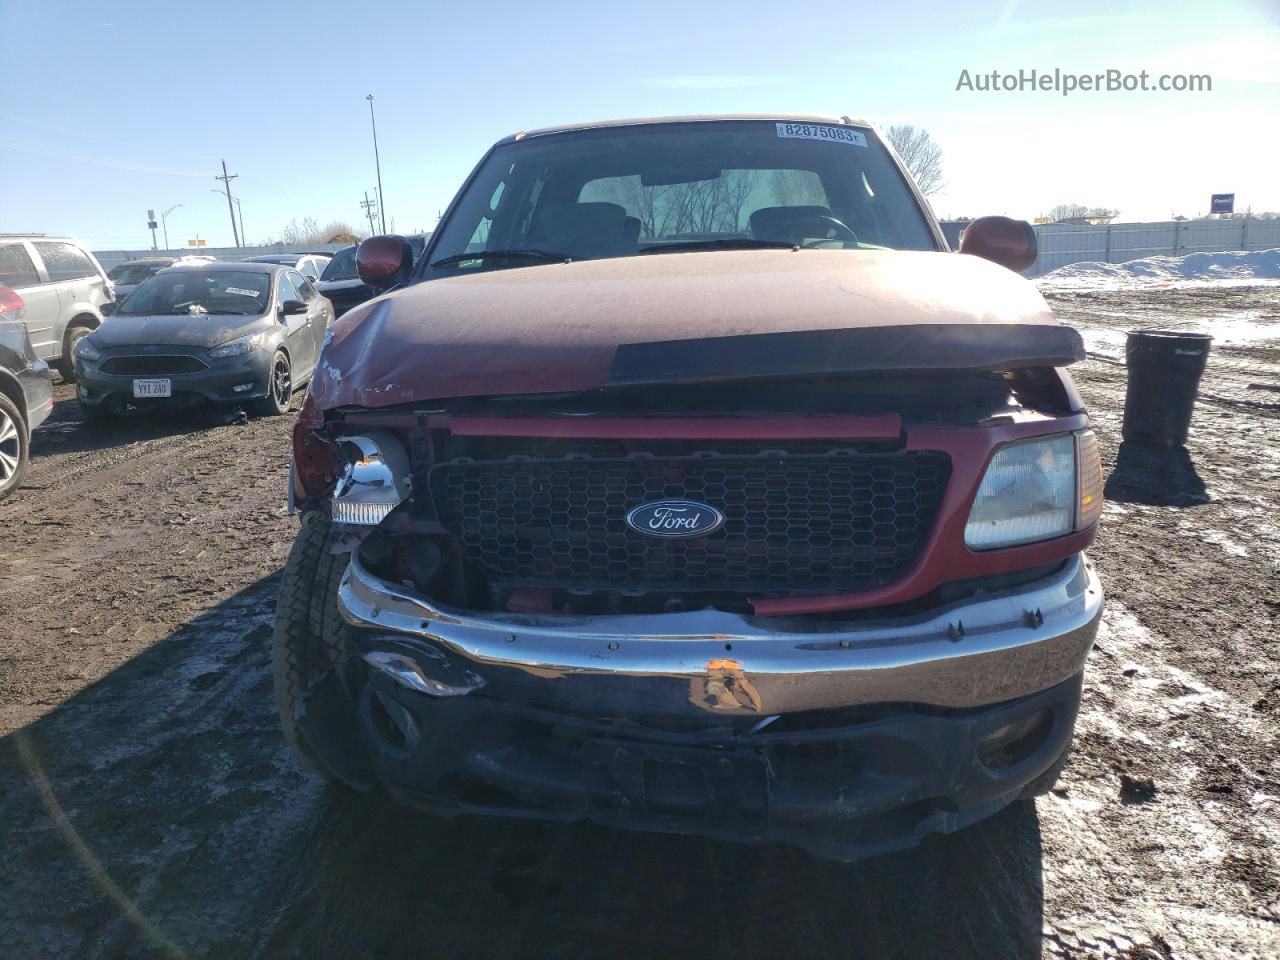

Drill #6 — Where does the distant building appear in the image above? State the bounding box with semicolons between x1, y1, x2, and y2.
939;219;972;249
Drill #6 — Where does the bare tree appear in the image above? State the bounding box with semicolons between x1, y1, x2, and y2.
885;125;944;197
1047;204;1118;223
272;218;366;244
599;171;759;238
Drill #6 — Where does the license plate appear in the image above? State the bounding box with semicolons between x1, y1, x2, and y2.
132;378;171;398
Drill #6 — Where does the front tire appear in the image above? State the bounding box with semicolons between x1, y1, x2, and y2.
272;511;350;779
56;323;95;383
0;393;29;501
251;350;292;417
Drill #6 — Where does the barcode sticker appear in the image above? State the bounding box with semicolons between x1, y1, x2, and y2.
776;122;867;146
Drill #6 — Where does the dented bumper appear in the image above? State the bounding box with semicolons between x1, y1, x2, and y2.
337;552;1102;717
320;552;1100;859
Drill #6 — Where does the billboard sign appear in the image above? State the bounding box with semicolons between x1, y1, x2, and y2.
1211;193;1234;214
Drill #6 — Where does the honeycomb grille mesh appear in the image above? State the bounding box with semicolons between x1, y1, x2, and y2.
431;452;950;594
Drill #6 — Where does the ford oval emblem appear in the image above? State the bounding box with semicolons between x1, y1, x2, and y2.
625;499;725;539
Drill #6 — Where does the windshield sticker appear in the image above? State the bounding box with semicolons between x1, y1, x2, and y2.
775;122;867;146
224;286;259;297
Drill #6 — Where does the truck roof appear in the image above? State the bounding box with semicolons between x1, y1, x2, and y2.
501;113;872;144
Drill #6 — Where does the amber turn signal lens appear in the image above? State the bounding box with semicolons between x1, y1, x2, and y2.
1075;429;1103;530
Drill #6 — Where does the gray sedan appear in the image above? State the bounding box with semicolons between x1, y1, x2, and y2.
72;262;332;420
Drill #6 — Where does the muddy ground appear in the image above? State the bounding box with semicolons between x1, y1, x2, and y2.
0;283;1277;960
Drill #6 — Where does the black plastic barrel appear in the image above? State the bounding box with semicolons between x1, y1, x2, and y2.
1122;330;1212;447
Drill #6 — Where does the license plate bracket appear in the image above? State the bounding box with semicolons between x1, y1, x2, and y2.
132;378;172;398
585;740;769;825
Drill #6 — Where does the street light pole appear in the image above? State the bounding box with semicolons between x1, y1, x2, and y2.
366;94;387;233
160;204;182;252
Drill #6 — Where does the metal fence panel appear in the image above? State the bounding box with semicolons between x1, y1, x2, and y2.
1031;219;1280;276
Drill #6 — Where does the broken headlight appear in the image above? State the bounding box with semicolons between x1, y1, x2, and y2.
330;431;412;525
964;431;1101;550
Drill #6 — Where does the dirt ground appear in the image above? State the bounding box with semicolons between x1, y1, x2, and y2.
0;283;1277;960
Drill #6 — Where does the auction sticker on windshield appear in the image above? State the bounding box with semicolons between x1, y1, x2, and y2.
775;122;866;146
132;378;171;398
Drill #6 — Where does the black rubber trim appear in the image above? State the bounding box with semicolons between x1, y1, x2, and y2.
609;323;1084;385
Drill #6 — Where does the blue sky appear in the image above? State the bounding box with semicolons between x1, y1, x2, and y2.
2;0;1277;249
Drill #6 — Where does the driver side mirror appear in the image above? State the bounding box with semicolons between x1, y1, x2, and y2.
279;299;307;317
958;216;1038;273
101;302;116;317
356;235;414;289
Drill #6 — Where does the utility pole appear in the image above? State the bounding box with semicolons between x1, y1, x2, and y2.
366;95;387;233
147;209;158;250
215;159;241;247
360;191;379;235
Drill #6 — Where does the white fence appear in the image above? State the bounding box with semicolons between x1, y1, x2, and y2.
1031;218;1280;276
92;243;351;273
96;220;1280;277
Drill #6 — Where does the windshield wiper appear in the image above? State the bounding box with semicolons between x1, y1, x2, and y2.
639;238;800;255
431;248;571;269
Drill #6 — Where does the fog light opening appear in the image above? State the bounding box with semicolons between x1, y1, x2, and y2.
370;689;420;753
977;709;1053;770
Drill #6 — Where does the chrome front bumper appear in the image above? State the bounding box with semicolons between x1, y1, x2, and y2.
337;553;1103;718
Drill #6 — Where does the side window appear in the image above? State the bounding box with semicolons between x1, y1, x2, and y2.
33;241;98;282
277;272;301;304
0;243;41;287
291;271;318;301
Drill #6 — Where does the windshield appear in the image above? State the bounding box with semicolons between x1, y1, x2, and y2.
320;247;357;281
423;121;937;279
116;270;272;316
108;263;164;285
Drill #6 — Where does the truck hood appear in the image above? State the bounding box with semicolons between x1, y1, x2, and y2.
309;248;1077;411
93;312;268;350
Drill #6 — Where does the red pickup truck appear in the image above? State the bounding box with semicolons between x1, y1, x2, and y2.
275;115;1104;861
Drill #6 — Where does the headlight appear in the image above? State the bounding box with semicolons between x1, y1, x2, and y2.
331;431;412;525
209;332;265;358
965;431;1102;550
74;337;102;362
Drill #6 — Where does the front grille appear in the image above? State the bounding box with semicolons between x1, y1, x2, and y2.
100;355;208;376
431;450;950;595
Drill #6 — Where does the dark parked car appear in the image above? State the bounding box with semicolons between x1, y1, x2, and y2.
73;262;332;420
315;245;374;317
106;257;176;301
275;115;1104;861
242;254;331;283
317;236;432;318
0;284;54;500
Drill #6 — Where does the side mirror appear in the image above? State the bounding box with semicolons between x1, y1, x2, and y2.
280;299;308;317
356;235;414;289
958;216;1038;273
101;301;116;317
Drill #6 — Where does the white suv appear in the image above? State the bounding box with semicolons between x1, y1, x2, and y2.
0;235;113;380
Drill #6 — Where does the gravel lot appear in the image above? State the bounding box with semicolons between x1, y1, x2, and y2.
1;284;1277;959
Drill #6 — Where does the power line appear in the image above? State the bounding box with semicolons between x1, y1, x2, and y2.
214;160;241;247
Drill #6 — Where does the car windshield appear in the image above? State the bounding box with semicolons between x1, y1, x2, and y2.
320;248;357;281
423;120;937;279
108;263;164;284
116;270;272;316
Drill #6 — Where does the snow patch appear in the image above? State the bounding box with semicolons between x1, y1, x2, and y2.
1039;247;1280;290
